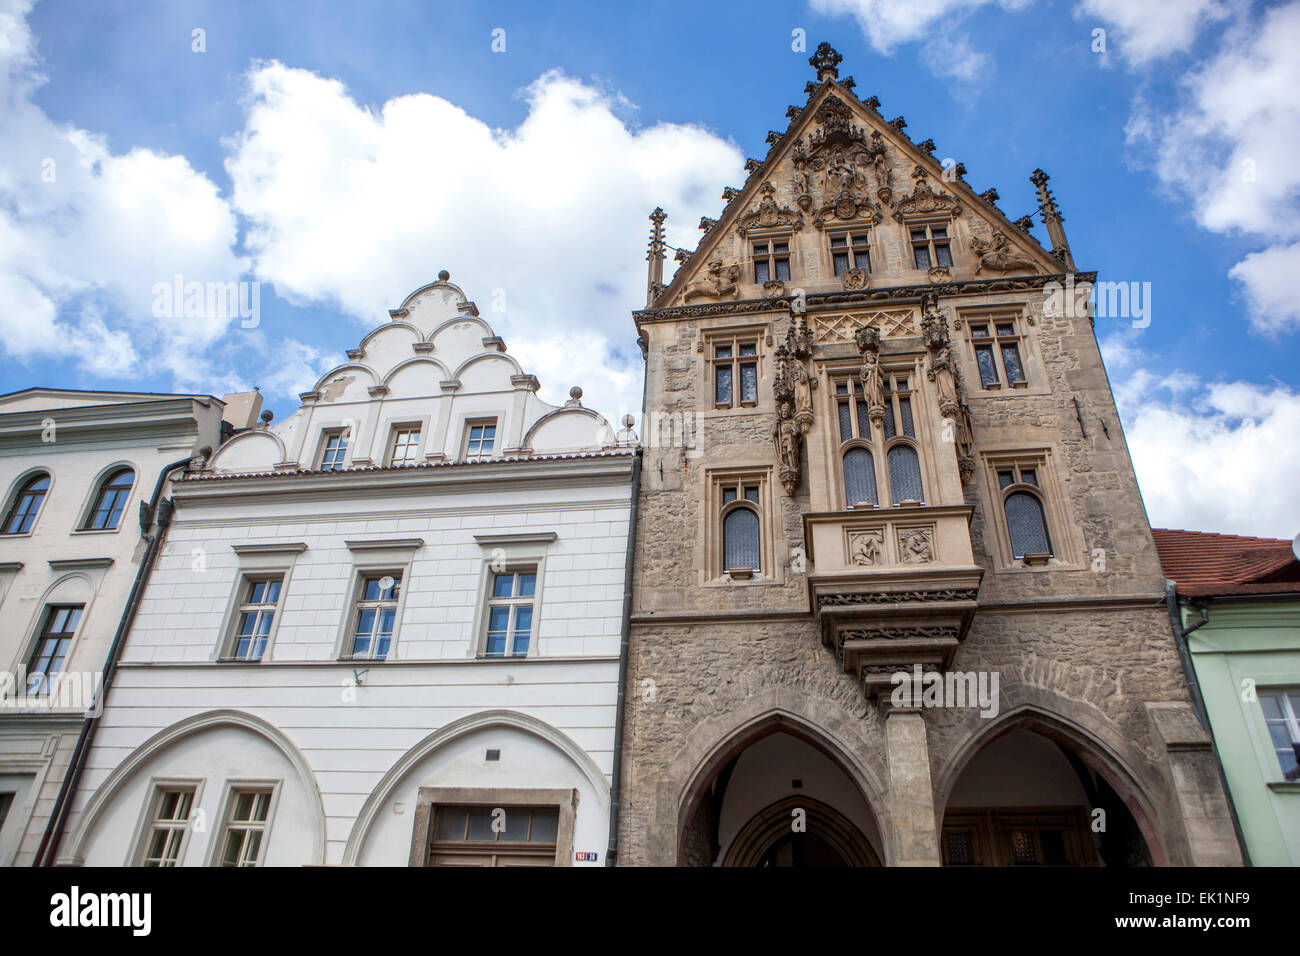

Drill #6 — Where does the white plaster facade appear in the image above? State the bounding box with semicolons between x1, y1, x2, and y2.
60;278;636;867
0;389;225;866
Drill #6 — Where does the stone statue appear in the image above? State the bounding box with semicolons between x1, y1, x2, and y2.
683;260;741;302
855;325;886;425
970;232;1039;275
774;401;801;495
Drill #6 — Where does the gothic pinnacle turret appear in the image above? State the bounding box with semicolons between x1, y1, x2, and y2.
1030;169;1075;272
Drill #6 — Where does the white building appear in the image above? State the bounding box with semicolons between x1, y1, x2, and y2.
56;276;638;867
0;388;226;866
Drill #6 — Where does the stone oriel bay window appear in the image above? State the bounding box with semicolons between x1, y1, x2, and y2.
408;787;578;867
979;450;1077;569
704;468;778;583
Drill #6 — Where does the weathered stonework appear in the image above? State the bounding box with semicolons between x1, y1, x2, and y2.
617;45;1241;867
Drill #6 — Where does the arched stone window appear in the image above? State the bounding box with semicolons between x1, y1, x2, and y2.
723;506;760;572
843;447;877;507
1005;491;1051;558
84;468;135;530
887;445;924;505
3;473;50;534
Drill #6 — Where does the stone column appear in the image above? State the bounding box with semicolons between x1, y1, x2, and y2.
884;706;942;865
1146;701;1243;866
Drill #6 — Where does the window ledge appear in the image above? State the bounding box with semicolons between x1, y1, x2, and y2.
1266;781;1300;792
1019;552;1053;567
71;527;123;536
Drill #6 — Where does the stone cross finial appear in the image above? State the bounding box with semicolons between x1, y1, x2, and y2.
809;42;842;82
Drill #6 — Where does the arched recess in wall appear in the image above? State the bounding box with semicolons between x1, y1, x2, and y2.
343;709;610;865
66;709;326;865
934;704;1168;866
17;572;98;662
674;707;891;866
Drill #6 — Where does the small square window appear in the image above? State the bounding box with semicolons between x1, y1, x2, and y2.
463;420;498;461
217;789;272;867
389;426;422;466
138;787;195;867
319;430;349;471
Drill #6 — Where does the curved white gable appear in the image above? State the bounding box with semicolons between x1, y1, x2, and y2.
205;276;621;474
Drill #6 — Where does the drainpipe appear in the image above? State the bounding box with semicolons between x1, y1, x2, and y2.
1163;581;1252;866
605;448;642;867
33;455;196;866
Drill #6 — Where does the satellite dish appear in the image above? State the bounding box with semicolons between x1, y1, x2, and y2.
378;575;396;593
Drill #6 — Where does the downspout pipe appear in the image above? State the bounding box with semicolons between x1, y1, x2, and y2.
1163;581;1252;866
605;448;642;867
34;455;195;866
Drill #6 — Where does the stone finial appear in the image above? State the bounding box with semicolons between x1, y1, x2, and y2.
809;42;842;83
437;270;450;281
566;386;583;407
259;409;274;425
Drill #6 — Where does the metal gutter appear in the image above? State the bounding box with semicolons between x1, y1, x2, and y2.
605;449;642;867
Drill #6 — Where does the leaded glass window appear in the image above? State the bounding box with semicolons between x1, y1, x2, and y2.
1005;491;1051;557
723;507;760;571
888;446;924;504
843;448;877;506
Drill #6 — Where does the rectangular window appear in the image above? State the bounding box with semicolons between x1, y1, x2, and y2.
881;374;915;440
0;792;13;833
463;420;497;461
319;430;348;471
1260;690;1300;781
708;334;760;409
834;379;872;442
752;240;791;284
217;789;272;867
347;573;401;659
227;576;282;662
484;570;535;658
968;317;1028;388
26;605;83;696
427;804;560;866
830;230;871;276
389;426;422;466
910;223;952;270
139;787;195;867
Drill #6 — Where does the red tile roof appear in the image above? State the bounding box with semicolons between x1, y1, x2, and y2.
1153;528;1300;598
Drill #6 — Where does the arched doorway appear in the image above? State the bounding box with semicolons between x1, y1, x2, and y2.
940;724;1154;867
678;724;884;866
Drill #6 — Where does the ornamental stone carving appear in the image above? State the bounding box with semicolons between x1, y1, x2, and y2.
842;267;869;291
737;183;805;237
898;528;934;563
773;400;801;495
969;231;1040;275
683;260;741;303
855;324;886;426
850;530;884;566
892;166;963;223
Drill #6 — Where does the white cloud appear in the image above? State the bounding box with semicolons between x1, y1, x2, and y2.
0;0;247;382
1101;333;1300;538
1124;2;1300;335
1074;0;1231;65
810;0;1031;52
224;61;744;421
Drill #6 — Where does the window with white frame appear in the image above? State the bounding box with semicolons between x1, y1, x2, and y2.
483;570;535;658
137;787;195;867
346;573;401;659
388;425;422;466
1260;689;1300;781
319;429;349;471
969;316;1028;389
216;789;273;867
26;605;83;696
225;576;283;661
463;420;497;461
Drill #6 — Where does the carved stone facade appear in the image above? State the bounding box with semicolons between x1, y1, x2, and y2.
617;45;1242;868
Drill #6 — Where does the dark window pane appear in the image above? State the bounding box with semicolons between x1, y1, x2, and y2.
518;573;536;596
833;252;849;275
997;470;1014;489
935;243;952;267
775;258;790;282
738;342;757;357
740;363;757;402
1001;343;1026;384
1040;830;1068;866
898;397;914;438
995;323;1014;336
1020;468;1037;487
1006;491;1052;557
723;507;760;571
715;344;732;359
975;345;999;387
830;235;846;248
883;404;896;439
743;486;759;503
843;448;877;506
754;260;769;284
888;446;924;504
856;399;871;440
838;401;852;443
529;809;560;843
945;831;974;866
971;324;991;338
913;246;931;270
721;488;736;505
715;366;733;405
492;574;512;598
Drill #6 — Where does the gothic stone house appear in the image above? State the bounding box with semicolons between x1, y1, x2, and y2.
50;277;635;867
612;45;1241;867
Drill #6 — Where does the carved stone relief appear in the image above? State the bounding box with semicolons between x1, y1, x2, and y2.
849;529;885;566
898;527;935;563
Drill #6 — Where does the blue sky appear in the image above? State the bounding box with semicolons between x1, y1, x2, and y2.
2;0;1298;537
